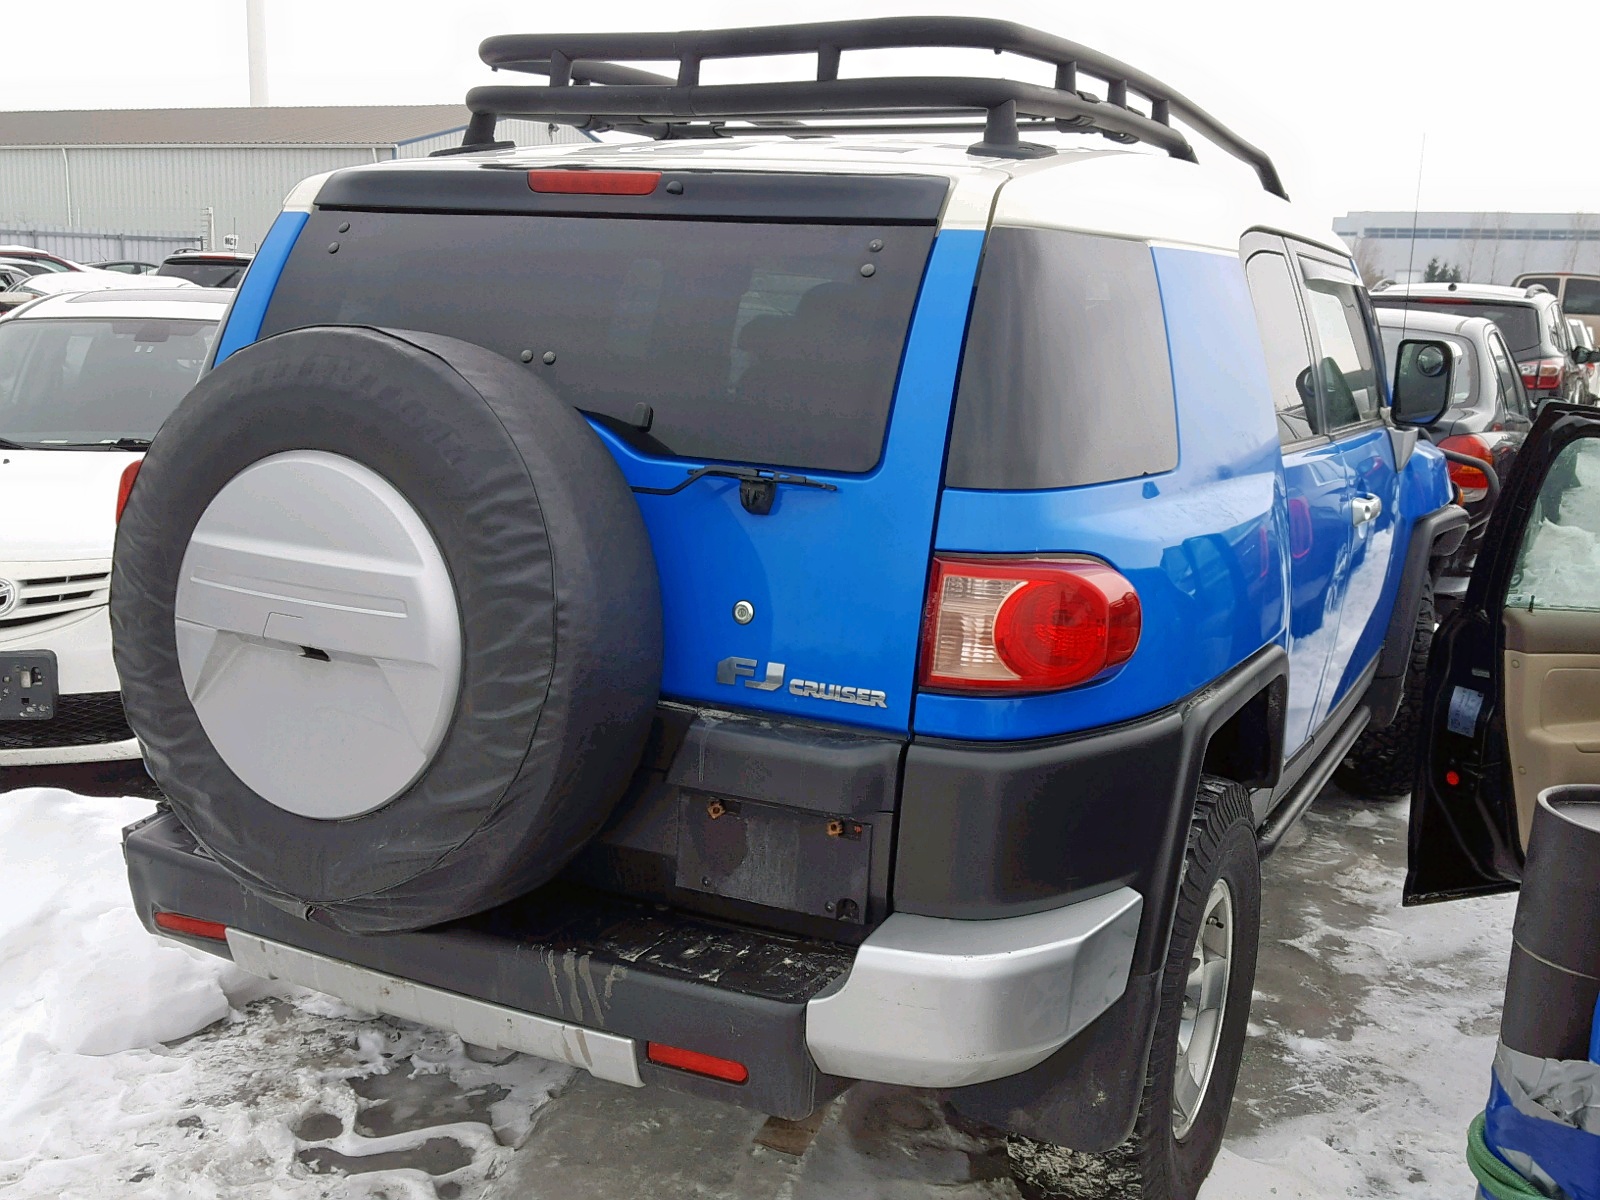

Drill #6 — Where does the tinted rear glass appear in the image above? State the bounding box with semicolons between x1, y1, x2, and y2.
157;260;248;288
1374;298;1542;357
0;317;214;444
1565;278;1600;316
262;211;934;473
946;228;1177;491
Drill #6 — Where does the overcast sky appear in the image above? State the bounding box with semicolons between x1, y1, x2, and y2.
5;0;1595;227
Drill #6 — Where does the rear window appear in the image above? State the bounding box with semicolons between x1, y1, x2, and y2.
1566;278;1600;316
1375;298;1542;357
157;259;248;288
0;317;214;444
945;228;1177;491
261;211;934;473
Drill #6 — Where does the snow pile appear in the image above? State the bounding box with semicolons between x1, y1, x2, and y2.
0;789;571;1198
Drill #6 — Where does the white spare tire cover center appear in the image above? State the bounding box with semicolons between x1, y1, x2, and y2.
174;450;461;820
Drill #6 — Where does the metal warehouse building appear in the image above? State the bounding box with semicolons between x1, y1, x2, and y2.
1336;211;1600;286
0;106;587;263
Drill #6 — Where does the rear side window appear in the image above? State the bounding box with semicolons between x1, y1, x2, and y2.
945;228;1176;491
1486;332;1530;419
261;211;935;473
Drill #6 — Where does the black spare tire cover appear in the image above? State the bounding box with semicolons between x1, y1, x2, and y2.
112;326;662;932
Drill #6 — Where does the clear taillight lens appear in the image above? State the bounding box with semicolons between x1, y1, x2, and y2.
1520;356;1565;392
919;556;1141;694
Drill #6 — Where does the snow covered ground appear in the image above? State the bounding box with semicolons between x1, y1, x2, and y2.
0;784;1514;1198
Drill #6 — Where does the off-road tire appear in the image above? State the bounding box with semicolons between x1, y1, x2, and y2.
1007;776;1262;1200
1335;578;1435;799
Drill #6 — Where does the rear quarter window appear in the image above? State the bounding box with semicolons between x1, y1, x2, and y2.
945;228;1177;491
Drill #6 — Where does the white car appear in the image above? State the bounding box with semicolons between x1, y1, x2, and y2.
0;287;229;766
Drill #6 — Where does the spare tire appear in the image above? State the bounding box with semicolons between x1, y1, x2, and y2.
112;326;662;933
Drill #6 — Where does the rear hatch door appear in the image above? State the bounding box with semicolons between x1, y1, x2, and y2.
252;164;982;733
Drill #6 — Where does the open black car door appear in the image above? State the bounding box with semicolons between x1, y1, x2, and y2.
1407;403;1600;904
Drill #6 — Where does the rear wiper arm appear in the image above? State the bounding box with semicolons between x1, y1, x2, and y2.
632;465;838;515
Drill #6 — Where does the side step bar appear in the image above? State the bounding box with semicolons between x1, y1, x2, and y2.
1257;706;1371;856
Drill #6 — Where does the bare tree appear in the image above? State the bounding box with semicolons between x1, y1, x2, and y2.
1351;237;1388;288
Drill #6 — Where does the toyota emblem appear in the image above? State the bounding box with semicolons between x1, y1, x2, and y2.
0;579;15;618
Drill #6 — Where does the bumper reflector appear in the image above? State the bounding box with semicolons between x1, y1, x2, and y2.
153;911;229;941
647;1041;749;1083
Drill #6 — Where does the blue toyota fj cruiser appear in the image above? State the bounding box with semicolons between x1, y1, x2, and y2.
110;20;1467;1199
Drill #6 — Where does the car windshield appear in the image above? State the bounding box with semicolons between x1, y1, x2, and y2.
156;259;247;288
0;317;215;445
1379;327;1475;409
1376;298;1542;357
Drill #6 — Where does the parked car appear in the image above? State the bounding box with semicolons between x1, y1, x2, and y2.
109;20;1462;1200
1513;271;1600;345
0;246;81;272
1376;309;1532;612
0;264;32;292
89;260;160;275
1567;317;1599;401
1373;281;1591;407
0;287;228;768
154;249;253;288
0;257;52;278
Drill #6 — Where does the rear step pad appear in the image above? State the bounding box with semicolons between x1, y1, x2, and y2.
124;809;854;1118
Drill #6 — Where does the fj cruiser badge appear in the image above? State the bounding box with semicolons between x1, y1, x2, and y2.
716;657;888;708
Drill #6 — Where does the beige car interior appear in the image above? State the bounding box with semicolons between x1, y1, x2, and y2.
1501;435;1600;850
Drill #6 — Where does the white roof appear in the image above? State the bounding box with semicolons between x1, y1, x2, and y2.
310;134;1346;256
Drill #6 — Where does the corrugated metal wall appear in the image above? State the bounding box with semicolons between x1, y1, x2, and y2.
0;122;588;253
396;118;589;160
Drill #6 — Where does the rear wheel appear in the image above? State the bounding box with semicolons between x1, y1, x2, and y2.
1007;777;1261;1200
1336;577;1435;799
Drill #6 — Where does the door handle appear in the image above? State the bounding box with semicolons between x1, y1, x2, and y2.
1351;495;1383;526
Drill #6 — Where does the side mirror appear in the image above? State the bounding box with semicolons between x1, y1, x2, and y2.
1572;346;1599;366
1391;338;1455;427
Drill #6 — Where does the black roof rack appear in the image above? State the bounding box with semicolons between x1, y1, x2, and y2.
457;17;1287;199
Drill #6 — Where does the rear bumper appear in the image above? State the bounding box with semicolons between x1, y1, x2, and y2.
125;808;1139;1112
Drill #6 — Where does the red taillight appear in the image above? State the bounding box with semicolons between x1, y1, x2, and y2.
1519;356;1565;393
153;911;228;941
527;169;661;195
919;556;1141;694
646;1043;749;1083
116;458;142;523
1439;434;1492;503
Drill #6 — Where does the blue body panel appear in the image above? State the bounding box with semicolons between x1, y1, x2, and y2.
921;247;1285;741
1322;427;1401;713
1278;439;1353;752
591;229;984;733
212;210;308;366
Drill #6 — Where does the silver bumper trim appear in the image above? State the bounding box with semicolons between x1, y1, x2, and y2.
225;932;644;1087
805;886;1142;1088
0;734;142;767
